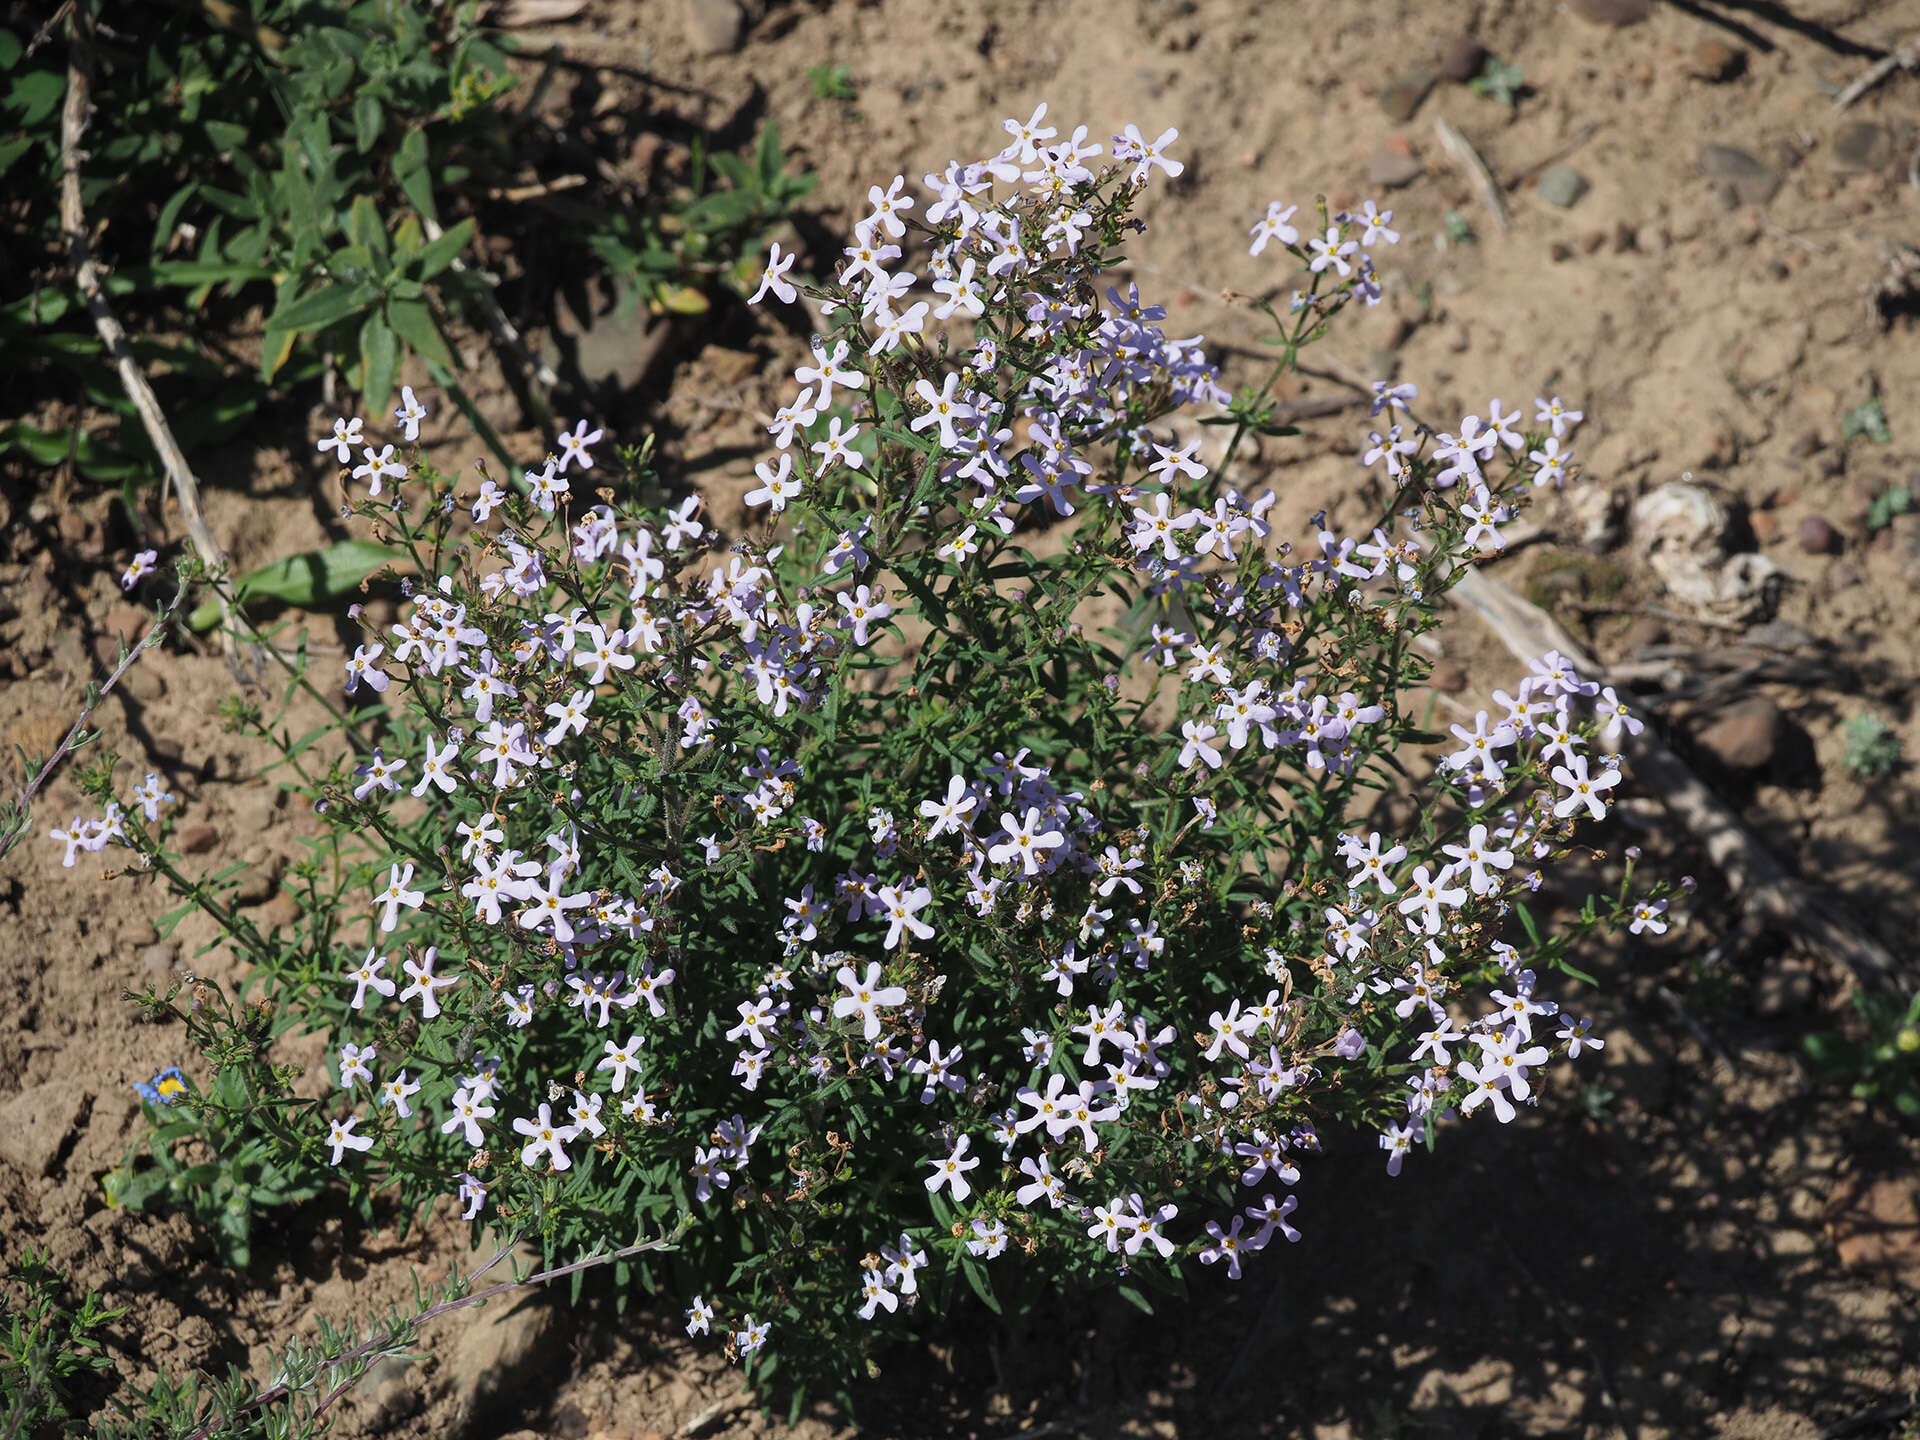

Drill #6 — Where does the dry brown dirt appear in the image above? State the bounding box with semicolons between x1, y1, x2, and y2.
5;0;1920;1436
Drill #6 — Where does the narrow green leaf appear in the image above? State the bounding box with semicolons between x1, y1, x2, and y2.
412;217;473;282
347;195;389;263
353;91;384;153
359;310;398;422
188;540;404;631
387;297;454;370
266;282;362;336
1514;900;1542;948
394;127;436;222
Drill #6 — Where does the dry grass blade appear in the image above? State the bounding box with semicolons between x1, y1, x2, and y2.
1831;33;1920;112
1433;116;1510;232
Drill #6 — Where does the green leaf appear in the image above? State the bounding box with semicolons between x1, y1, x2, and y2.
0;133;32;179
266;282;363;337
150;183;199;260
7;69;65;127
756;120;784;188
394;127;437;223
104;1166;168;1212
412;218;474;282
203;119;249;153
958;1255;1001;1314
188;540;405;631
353;91;384;153
359;310;398;422
654;283;709;315
260;325;297;384
132;260;274;288
347;195;389;264
387;297;454;370
1514;900;1542;949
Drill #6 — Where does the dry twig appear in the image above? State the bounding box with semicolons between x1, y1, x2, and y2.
422;213;561;409
1448;566;1905;994
1831;33;1920;112
0;605;176;865
485;173;587;203
1433;117;1511;232
59;0;239;651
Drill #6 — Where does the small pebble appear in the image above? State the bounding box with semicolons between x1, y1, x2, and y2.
1569;0;1650;23
1686;40;1745;82
1694;697;1783;772
1698;144;1779;205
1796;515;1839;554
1537;164;1591;209
141;942;177;973
683;0;744;54
1829;121;1892;174
1429;661;1469;693
121;668;166;702
1368;145;1424;190
1436;34;1488;83
1378;68;1435;123
1751;511;1779;542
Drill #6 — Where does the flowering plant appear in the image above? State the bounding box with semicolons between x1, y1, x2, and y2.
64;106;1673;1405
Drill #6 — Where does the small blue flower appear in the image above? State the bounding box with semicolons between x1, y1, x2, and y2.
133;1066;190;1106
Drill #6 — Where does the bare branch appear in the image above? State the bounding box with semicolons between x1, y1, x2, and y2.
59;0;241;652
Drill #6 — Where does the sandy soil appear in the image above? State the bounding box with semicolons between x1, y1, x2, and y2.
5;0;1920;1435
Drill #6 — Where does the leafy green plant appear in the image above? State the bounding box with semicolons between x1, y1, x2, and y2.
1841;711;1904;779
106;1051;333;1270
807;63;858;102
1467;56;1525;107
1867;482;1912;533
2;2;812;501
1841;393;1892;446
1802;987;1920;1122
0;1252;122;1436
586;122;816;320
51;111;1665;1424
183;538;404;632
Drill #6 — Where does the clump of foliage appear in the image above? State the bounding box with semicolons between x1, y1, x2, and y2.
1866;482;1912;533
51;109;1670;1428
1468;55;1526;107
1803;987;1920;1123
2;1;810;498
807;62;858;102
1841;711;1903;779
1841;393;1892;446
0;1252;121;1437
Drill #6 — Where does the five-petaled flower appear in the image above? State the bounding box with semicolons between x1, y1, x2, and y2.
833;962;907;1041
512;1103;577;1170
924;1134;980;1201
326;1114;375;1165
749;242;798;305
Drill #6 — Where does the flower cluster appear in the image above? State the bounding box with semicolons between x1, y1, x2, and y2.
69;108;1675;1390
